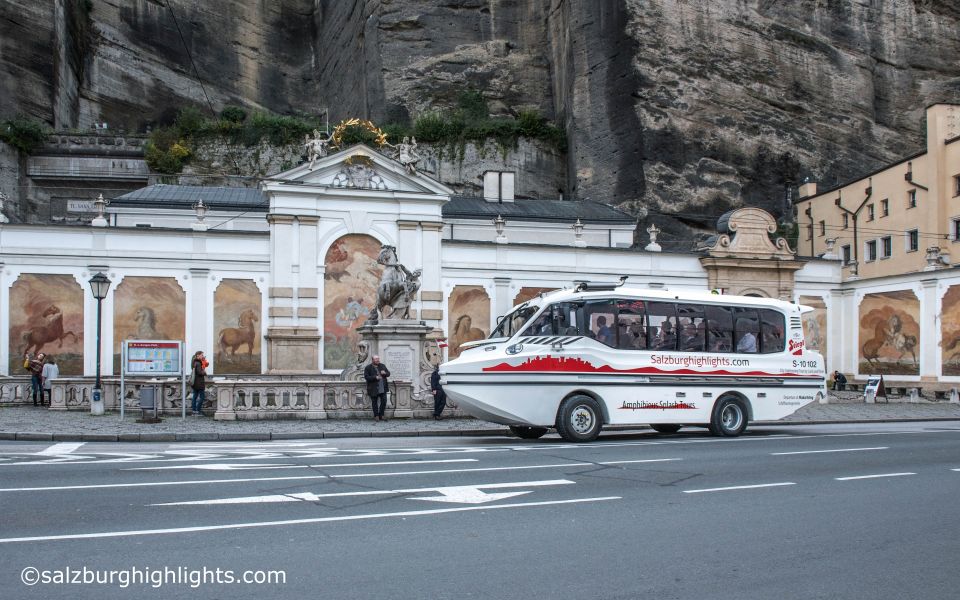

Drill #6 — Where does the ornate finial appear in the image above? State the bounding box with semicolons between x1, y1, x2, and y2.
493;214;507;244
572;218;586;248
91;193;110;227
192;198;209;231
644;223;661;252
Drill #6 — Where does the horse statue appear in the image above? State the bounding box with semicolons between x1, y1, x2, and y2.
21;305;78;355
450;314;486;356
218;308;259;357
370;245;421;322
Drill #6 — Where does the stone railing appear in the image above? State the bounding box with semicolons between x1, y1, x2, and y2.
1;376;462;420
214;378;462;420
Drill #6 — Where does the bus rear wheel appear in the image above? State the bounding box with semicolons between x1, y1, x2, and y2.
556;395;603;442
650;424;682;434
509;426;548;440
709;396;748;437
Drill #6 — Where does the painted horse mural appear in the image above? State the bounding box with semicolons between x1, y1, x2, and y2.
218;309;259;356
21;305;79;355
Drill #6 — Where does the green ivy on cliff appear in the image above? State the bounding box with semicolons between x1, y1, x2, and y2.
145;96;566;174
0;117;50;154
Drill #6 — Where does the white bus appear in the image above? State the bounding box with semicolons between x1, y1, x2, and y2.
440;282;826;442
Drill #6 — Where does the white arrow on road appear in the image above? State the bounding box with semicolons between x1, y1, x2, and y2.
153;479;575;506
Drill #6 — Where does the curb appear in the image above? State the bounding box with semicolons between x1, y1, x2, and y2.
1;417;959;443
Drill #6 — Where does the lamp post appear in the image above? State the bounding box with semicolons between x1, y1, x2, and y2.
493;214;507;244
191;198;208;231
88;272;111;415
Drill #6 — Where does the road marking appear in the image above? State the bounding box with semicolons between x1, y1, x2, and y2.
153;480;575;506
0;459;680;493
127;459;478;471
0;496;621;544
36;443;85;456
683;482;796;494
771;447;888;456
835;472;916;481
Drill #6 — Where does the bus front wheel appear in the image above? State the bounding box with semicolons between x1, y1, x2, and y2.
509;426;548;439
709;396;748;437
556;395;603;442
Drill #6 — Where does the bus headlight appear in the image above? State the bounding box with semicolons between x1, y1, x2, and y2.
506;343;524;355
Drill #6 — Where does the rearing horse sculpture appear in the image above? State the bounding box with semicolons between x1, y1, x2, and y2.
371;245;421;322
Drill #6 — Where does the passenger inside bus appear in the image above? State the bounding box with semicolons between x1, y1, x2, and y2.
654;320;676;350
594;315;615;346
681;320;705;351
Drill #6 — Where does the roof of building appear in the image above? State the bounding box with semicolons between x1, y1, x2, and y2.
442;195;636;224
112;185;267;210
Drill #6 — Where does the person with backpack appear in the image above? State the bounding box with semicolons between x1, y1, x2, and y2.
40;355;59;407
190;351;208;416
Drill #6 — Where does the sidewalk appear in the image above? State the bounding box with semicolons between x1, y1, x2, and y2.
2;391;959;442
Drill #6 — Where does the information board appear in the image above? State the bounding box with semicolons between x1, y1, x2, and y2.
124;341;182;375
863;375;886;402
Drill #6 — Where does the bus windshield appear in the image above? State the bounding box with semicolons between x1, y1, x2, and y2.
490;303;540;339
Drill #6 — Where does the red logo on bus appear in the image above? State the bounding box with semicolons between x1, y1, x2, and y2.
789;339;804;355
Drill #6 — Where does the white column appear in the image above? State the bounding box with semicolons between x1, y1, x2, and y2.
493;277;511;328
920;278;939;382
838;288;857;376
0;260;7;376
188;268;210;370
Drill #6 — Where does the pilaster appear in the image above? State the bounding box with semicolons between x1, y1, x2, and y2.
920;278;939;382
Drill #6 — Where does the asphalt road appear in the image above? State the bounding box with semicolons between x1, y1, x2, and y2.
0;422;958;600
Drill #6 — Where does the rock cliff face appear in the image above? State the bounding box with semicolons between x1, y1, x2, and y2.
3;1;960;248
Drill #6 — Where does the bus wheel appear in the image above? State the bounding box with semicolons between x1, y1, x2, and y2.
556;395;603;442
650;424;682;434
709;396;747;437
509;426;548;440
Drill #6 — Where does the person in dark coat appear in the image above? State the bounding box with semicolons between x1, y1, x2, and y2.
430;365;446;420
363;355;391;421
191;351;208;416
832;370;847;391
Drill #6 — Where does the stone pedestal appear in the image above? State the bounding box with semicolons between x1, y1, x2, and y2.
266;326;321;373
356;319;434;418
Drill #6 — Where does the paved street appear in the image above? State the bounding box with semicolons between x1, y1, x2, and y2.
1;422;959;599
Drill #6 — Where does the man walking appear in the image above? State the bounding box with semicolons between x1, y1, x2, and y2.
430;364;446;420
364;355;391;421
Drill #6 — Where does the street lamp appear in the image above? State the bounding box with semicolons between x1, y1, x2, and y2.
88;272;111;415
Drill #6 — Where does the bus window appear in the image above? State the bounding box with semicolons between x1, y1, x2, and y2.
490;304;538;339
760;309;785;353
616;299;646;350
583;299;617;347
734;307;759;354
522;308;555;336
705;305;733;352
677;304;705;352
647;302;677;351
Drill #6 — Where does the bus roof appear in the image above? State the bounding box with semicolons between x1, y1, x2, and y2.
517;286;804;313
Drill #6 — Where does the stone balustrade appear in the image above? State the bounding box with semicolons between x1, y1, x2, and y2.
0;376;462;419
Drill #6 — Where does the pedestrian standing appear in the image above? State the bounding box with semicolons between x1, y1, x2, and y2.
190;351;208;416
430;364;446;420
364;355;391;421
27;352;45;406
40;355;59;407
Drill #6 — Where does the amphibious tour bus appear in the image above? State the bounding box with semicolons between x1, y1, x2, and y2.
440;280;827;442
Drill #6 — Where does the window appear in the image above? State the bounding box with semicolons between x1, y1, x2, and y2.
733;308;759;354
866;204;875;221
906;229;919;253
806;225;812;241
704;305;733;353
583;299;617;347
865;239;877;262
759;309;786;354
955;175;960;197
881;236;892;258
818;220;825;236
954;219;960;242
646;302;677;351
842;213;849;229
880;199;889;217
615;299;647;350
676;304;706;352
907;190;917;208
842;244;852;264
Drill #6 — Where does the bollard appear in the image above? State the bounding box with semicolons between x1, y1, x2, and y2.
951;388;959;404
908;388;919;403
865;390;875;404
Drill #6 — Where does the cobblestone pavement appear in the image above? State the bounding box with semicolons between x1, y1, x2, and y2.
1;391;958;441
